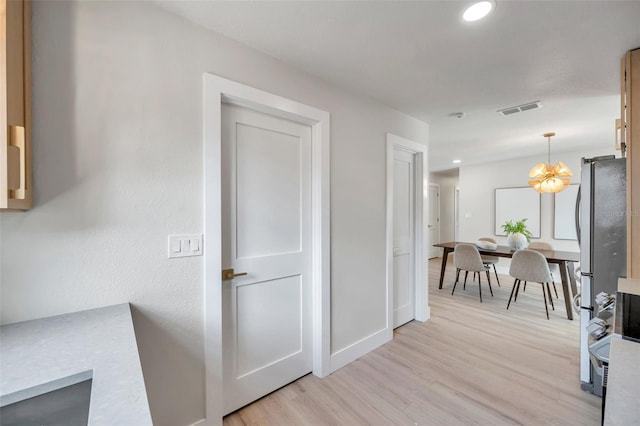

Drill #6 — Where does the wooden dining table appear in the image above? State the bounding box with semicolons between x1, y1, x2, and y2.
433;242;580;320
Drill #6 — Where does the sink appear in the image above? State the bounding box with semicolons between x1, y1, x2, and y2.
0;370;93;426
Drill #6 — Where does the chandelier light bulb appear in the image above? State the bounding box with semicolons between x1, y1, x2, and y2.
528;133;572;193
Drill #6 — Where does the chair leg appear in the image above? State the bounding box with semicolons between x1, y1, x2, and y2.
492;264;500;286
507;279;519;309
546;283;555;310
550;273;559;298
478;274;482;303
452;269;460;295
464;271;469;290
523;281;527;293
542;282;550;320
486;270;494;296
514;279;521;301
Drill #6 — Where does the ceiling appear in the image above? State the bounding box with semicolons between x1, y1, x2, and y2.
158;1;640;172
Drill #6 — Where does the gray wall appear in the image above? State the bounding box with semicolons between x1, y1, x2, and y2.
0;2;428;425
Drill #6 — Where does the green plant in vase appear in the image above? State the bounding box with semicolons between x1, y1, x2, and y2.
502;218;532;250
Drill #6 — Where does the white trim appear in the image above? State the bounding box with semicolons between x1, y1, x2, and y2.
203;74;330;425
386;133;429;333
186;420;206;426
385;141;394;338
329;328;389;373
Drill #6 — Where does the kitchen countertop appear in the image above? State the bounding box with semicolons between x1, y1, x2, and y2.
617;277;640;295
0;303;152;425
604;338;640;426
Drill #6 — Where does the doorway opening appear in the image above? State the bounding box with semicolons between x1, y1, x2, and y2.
428;183;441;259
385;133;430;336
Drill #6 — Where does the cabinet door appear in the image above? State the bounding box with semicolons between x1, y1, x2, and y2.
625;49;640;277
1;0;31;211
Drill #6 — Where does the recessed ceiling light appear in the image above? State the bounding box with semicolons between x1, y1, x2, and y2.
453;159;462;164
463;1;495;22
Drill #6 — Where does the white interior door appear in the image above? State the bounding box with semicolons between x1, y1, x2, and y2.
393;149;415;328
221;103;312;415
428;184;441;258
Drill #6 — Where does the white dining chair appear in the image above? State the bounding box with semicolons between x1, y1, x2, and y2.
507;249;555;319
478;237;500;286
452;244;493;303
526;241;559;298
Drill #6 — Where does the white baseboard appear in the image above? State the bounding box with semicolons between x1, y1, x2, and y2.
330;327;390;373
186;419;206;426
416;306;431;322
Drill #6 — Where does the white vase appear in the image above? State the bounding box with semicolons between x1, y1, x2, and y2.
507;232;528;250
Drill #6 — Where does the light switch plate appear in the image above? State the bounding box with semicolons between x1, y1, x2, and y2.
168;234;203;258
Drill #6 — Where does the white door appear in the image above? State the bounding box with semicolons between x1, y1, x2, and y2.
221;104;312;415
393;149;415;328
428;184;441;258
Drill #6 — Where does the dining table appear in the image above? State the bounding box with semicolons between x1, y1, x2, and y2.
433;242;580;320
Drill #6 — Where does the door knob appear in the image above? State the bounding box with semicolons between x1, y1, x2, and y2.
222;268;248;280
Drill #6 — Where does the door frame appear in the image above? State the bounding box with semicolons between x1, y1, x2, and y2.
204;73;330;425
428;183;441;259
385;133;429;339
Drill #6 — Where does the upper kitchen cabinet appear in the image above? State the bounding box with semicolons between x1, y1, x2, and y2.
622;48;640;278
1;0;31;211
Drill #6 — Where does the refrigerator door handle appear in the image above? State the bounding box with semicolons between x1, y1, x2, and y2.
575;184;581;246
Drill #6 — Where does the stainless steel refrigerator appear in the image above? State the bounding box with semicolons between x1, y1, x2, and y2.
576;155;627;396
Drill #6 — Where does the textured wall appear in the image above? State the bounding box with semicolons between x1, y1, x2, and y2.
0;2;428;425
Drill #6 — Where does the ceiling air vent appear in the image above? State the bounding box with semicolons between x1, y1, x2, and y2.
497;101;542;116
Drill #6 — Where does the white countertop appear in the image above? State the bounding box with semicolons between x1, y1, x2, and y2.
0;303;152;425
604;338;640;426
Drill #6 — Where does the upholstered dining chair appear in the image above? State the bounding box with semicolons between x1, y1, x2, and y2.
507;249;555;319
478;237;500;286
452;244;493;303
525;241;558;298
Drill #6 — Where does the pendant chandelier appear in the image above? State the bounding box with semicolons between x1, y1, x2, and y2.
528;132;572;193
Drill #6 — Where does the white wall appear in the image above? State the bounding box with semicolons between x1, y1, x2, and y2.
0;2;428;425
459;147;618;271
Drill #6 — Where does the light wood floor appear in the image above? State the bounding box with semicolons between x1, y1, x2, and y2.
224;257;601;425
